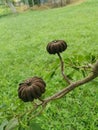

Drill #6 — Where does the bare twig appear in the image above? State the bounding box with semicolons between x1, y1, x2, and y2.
30;61;98;111
71;63;93;70
38;60;98;105
19;61;98;120
44;72;96;101
57;53;72;84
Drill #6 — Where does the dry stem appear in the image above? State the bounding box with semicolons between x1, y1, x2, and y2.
57;53;72;84
19;60;98;120
37;60;98;110
28;61;97;119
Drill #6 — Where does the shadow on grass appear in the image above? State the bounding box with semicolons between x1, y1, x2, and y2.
0;13;12;18
0;12;18;19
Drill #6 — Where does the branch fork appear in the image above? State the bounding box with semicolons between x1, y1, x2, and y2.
27;58;98;120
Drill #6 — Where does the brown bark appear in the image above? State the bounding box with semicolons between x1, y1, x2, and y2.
5;0;17;13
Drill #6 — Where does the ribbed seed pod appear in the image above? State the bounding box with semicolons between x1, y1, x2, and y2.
18;77;46;102
46;40;67;54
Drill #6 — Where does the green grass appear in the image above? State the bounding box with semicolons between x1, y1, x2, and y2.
0;0;98;129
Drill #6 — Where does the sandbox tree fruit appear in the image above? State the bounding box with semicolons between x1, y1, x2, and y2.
46;40;67;54
18;77;46;102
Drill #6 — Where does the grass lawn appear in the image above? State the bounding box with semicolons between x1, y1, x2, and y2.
0;0;98;129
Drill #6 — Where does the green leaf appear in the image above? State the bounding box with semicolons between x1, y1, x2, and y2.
5;118;19;130
29;122;43;130
0;119;8;130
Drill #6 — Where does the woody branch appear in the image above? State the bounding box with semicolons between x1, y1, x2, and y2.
42;60;98;103
28;60;98;120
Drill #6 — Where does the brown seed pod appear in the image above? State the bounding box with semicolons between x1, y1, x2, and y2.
18;76;46;102
46;40;67;54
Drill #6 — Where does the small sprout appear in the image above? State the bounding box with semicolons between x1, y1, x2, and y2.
46;40;67;54
18;77;46;102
